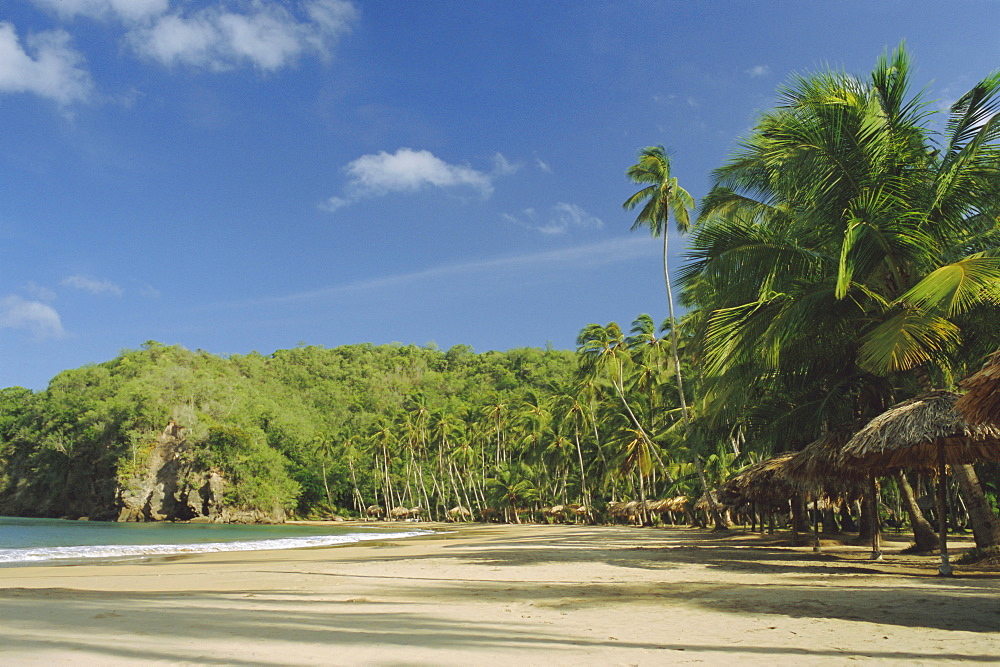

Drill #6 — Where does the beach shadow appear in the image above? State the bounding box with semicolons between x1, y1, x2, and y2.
1;586;998;664
2;526;997;662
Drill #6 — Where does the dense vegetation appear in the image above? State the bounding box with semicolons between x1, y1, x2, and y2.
1;337;720;522
3;46;1000;541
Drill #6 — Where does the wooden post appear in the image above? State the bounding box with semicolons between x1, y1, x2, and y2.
937;444;952;576
812;493;821;552
870;476;882;560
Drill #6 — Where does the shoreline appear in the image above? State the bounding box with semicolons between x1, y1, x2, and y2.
1;524;997;664
0;517;435;568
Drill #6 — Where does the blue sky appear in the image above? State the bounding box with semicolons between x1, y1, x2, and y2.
3;1;1000;389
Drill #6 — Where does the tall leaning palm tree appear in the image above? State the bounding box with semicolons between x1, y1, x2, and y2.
623;151;727;528
623;147;696;425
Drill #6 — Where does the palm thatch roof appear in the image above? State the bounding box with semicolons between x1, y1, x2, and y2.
956;350;1000;425
642;496;688;514
783;421;869;496
717;453;797;507
693;493;711;513
841;390;1000;469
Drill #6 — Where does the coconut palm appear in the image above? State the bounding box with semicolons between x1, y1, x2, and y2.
312;432;336;506
686;44;1000;547
551;381;594;519
623;147;696;425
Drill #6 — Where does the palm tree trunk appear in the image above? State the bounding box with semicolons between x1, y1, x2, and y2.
572;417;592;522
347;456;364;513
914;366;999;550
416;465;433;520
952;463;1000;549
896;470;938;552
662;229;689;422
661;232;727;530
321;460;332;506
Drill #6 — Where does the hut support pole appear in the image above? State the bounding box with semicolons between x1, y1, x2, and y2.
812;493;821;552
937;445;952;576
869;477;882;560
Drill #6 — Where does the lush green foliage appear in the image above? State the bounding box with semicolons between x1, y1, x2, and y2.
0;325;737;522
4;45;999;532
683;45;1000;452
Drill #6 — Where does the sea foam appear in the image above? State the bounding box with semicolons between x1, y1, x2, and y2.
0;530;430;565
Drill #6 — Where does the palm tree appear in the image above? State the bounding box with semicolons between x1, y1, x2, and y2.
576;322;651;443
487;462;539;524
623;147;696;425
551;381;594;519
623;153;729;528
687;44;1000;548
340;435;367;513
312;432;335;507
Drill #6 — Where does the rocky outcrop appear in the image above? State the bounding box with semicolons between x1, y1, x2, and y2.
116;421;285;524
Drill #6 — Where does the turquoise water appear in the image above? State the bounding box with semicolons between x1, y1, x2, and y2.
0;516;429;566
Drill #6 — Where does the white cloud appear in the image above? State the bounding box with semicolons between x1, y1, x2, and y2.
61;275;124;296
347;148;493;194
503;202;603;235
746;64;770;78
535;157;552;173
128;0;357;72
0;296;65;338
26;282;57;302
319;195;350;213
31;0;169;22
0;23;92;104
324;148;497;210
492;153;518;176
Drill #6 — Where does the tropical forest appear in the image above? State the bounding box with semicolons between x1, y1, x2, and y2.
4;46;1000;564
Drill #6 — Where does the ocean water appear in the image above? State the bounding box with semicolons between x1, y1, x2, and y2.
0;516;430;566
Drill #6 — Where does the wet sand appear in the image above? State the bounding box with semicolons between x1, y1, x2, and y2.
0;523;997;665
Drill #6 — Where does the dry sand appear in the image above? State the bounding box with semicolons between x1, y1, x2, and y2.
0;523;998;665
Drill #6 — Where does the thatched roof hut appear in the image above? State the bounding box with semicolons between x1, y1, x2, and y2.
665;496;688;513
693;493;711;513
842;390;1000;575
641;499;671;513
841;391;1000;468
718;453;797;508
956;350;1000;425
388;506;411;519
783;421;868;497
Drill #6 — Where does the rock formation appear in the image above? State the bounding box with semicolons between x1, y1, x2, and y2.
116;421;284;524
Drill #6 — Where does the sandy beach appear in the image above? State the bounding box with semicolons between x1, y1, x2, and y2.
0;523;998;665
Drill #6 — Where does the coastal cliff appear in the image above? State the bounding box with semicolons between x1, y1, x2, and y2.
115;421;284;524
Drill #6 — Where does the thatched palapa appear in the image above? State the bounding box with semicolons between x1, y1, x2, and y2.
956;350;1000;425
717;453;797;508
842;390;1000;575
783;421;868;496
841;391;1000;469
